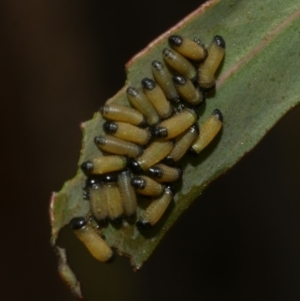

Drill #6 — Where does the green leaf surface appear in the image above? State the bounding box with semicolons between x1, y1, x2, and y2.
50;0;300;288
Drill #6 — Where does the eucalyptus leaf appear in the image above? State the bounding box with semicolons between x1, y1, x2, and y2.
50;0;300;295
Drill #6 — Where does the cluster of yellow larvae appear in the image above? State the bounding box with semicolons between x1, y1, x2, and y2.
70;34;225;262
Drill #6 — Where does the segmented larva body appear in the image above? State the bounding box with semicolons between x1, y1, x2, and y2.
73;34;226;262
70;217;113;262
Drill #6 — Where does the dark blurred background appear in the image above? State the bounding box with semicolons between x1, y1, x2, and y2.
1;1;300;300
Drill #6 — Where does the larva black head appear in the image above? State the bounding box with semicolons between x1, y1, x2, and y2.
193;37;208;58
136;220;152;229
148;166;163;178
174;102;187;113
176;167;183;180
141;78;156;91
190;124;200;135
151;126;168;139
131;177;146;189
188;107;200;119
193;37;204;46
127;158;143;174
165;184;176;196
119;168;131;177
212;108;223;122
70;217;86;230
85;176;102;189
168;35;183;47
112;216;123;224
162;48;174;59
126;86;138;97
173;75;187;86
164;155;175;166
214;35;226;49
103;121;118;134
152;60;163;71
94;136;105;146
83;190;90;200
102;173;118;183
80;160;94;173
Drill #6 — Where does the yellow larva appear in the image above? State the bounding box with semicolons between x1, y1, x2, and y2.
190;109;223;154
131;175;165;196
151;60;179;102
165;125;199;164
198;35;226;90
162;48;197;81
94;135;143;158
102;174;124;222
129;140;174;173
136;185;175;228
87;179;109;222
117;169;137;217
100;103;146;127
103;121;151;145
151;109;197;140
126;87;160;126
147;163;182;183
142;78;173;119
80;155;127;175
70;217;113;262
172;75;204;106
168;35;207;62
